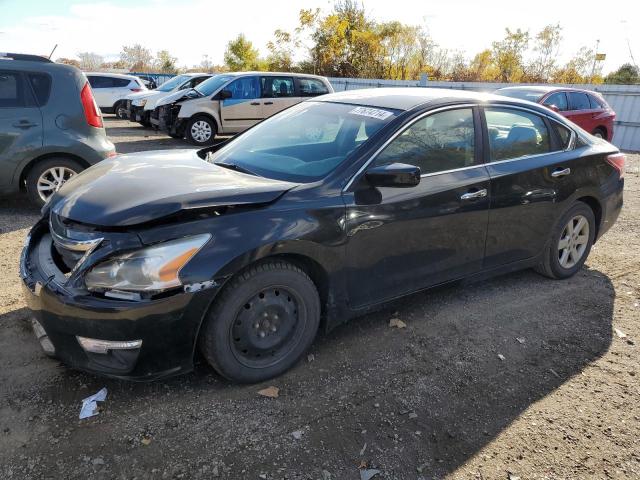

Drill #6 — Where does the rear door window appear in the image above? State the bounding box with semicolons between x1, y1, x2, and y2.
87;76;114;88
485;108;550;161
297;78;330;97
261;76;295;98
226;76;260;99
0;71;26;108
27;73;52;106
567;92;591;111
543;92;568;111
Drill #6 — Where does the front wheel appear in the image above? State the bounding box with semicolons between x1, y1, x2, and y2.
199;261;320;383
26;158;84;207
535;202;596;279
185;115;216;146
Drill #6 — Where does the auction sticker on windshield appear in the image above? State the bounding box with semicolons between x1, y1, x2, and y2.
349;106;393;120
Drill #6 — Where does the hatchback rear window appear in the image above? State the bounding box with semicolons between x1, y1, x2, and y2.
28;73;52;106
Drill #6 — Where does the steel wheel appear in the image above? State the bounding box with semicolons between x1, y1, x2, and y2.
230;286;304;368
558;214;589;269
36;166;76;203
190;120;212;143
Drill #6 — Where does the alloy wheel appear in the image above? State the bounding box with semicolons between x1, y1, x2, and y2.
190;121;212;143
558;214;589;269
37;166;76;203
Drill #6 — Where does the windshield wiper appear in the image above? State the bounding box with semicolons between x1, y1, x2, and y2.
213;161;258;176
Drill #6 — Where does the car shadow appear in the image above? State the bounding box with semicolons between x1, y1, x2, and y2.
2;266;615;478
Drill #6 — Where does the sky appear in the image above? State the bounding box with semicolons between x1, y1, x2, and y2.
0;0;638;74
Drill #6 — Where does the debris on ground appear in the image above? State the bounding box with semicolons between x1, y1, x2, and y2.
549;368;561;379
141;437;152;446
79;387;108;419
408;412;418;419
515;337;526;344
360;468;381;480
359;442;367;456
497;354;505;361
257;386;279;398
321;470;332;480
307;353;315;362
389;318;407;329
507;473;521;480
291;430;304;440
614;328;627;338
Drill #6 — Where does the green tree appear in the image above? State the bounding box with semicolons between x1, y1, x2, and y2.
492;28;529;82
552;47;594;83
527;24;562;82
224;34;261;71
155;50;178;73
120;44;153;71
604;63;640;84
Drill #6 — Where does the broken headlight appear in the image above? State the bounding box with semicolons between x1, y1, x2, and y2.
84;234;211;292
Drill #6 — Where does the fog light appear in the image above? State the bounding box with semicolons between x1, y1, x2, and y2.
76;336;142;354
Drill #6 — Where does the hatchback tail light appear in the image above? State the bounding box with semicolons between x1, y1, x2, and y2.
130;88;143;92
80;83;103;128
606;153;625;179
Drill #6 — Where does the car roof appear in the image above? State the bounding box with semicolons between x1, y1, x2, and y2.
314;87;520;111
224;71;328;80
496;85;597;95
85;72;140;80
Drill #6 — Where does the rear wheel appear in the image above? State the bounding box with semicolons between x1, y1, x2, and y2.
186;115;216;146
114;101;128;119
535;202;595;279
26;158;84;207
199;261;320;383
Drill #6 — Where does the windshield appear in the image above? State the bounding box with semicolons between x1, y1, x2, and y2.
495;88;545;102
195;74;234;96
157;75;191;92
208;101;400;182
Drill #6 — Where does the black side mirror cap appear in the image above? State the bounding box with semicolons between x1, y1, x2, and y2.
214;89;232;100
365;163;421;188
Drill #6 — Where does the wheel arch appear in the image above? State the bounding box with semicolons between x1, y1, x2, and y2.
575;195;602;240
593;125;607;138
18;152;90;191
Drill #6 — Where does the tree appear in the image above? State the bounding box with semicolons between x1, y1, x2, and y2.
155;50;178;73
120;44;153;71
224;34;261;71
552;47;594;84
527;24;562;82
200;55;215;72
266;29;296;71
56;57;80;68
77;52;103;70
605;63;640;84
492;28;529;82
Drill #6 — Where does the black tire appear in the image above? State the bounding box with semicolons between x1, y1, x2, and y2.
185;115;217;146
199;261;321;383
114;101;128;119
535;201;596;279
592;127;606;140
26;157;84;207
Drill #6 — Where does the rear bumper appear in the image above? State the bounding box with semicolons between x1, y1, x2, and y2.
596;176;624;241
20;224;217;381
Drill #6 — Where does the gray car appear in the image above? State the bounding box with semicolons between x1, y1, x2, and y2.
0;53;115;206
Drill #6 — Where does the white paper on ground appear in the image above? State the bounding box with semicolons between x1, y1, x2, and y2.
79;387;108;419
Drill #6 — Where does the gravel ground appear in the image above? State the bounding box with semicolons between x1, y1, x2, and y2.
0;117;639;480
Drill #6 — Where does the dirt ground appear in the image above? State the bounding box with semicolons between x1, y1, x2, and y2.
0;117;639;480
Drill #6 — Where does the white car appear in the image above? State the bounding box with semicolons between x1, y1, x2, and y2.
126;73;212;127
86;73;148;118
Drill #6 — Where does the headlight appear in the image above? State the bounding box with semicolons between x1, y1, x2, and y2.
133;99;147;107
84;234;210;292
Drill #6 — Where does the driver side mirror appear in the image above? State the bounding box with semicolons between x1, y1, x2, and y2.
215;89;232;100
365;163;421;188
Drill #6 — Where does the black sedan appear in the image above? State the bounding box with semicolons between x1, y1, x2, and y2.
21;88;625;383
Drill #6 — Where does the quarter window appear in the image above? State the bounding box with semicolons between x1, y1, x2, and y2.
298;78;330;97
588;94;604;109
28;73;52;106
543;92;568;111
374;108;476;175
87;76;113;88
226;76;260;99
0;71;25;108
485;108;550;161
567;92;591;111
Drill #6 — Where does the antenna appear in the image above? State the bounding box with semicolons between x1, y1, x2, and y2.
48;44;58;60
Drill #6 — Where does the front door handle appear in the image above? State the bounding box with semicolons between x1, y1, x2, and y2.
263;101;274;105
460;188;488;200
13;120;38;128
551;167;571;178
250;102;260;106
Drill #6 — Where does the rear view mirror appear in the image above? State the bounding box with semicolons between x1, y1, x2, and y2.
215;89;232;100
365;163;421;188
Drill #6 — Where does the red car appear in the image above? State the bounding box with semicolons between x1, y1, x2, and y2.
495;86;615;141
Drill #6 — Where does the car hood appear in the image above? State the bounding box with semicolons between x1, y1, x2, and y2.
156;88;202;107
125;90;155;101
48;150;298;227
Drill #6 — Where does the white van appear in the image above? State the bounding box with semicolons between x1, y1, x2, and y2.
153;72;334;145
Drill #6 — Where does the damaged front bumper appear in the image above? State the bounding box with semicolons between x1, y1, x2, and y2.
19;221;220;381
154;104;185;136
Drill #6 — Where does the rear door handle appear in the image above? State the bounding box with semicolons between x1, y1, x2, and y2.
460;188;487;200
551;167;571;178
250;102;260;106
263;101;274;105
13;120;38;128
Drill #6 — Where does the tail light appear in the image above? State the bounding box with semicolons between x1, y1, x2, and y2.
80;83;103;128
130;88;143;92
606;153;625;179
